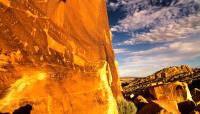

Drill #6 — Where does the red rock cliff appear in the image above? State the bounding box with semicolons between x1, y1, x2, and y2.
0;0;122;113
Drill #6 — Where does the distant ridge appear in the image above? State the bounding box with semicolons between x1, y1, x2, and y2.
120;65;199;88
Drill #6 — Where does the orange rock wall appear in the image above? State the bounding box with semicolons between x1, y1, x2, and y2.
0;0;122;113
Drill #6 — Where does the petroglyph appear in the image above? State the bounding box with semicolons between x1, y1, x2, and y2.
31;28;37;37
43;28;66;56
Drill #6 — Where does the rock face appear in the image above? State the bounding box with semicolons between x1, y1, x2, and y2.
149;82;193;103
0;0;122;113
149;82;195;114
149;65;193;80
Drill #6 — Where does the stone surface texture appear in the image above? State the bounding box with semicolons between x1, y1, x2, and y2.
0;0;122;113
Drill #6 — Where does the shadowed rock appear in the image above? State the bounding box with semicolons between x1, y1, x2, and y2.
133;95;148;111
13;104;32;114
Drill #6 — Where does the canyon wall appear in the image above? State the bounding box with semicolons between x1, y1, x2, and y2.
0;0;122;113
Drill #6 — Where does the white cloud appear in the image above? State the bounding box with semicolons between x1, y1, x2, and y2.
110;0;200;45
122;14;200;45
113;48;128;54
109;2;120;11
108;0;134;11
118;38;200;77
109;0;200;77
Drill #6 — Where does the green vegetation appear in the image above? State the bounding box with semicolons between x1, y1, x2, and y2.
117;98;137;114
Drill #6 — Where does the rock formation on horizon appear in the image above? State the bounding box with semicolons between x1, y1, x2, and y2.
148;65;193;80
121;65;195;92
0;0;122;113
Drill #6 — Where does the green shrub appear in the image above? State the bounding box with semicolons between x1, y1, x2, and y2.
117;98;137;114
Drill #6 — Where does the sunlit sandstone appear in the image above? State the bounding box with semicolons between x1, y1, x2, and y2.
148;65;193;80
149;82;193;103
149;82;195;113
0;0;122;113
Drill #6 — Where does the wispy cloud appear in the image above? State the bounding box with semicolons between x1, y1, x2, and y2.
118;36;200;76
107;0;200;76
113;48;128;54
109;0;200;45
122;14;200;45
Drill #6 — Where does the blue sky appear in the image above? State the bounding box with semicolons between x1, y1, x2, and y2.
107;0;200;77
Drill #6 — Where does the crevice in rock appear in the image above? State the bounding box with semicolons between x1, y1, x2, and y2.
13;104;32;114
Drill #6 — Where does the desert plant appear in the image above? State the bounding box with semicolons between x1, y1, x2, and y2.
117;98;137;114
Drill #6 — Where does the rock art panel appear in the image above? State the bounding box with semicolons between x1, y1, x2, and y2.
0;0;122;113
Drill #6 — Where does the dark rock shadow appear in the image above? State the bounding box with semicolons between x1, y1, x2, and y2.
13;104;32;114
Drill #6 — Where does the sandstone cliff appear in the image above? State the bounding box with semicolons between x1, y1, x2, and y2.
0;0;122;113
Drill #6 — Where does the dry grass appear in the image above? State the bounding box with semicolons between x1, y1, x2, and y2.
117;98;137;114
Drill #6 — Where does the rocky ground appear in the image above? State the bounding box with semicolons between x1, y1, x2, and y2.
121;65;200;114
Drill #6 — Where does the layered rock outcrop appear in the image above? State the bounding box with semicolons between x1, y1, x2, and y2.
0;0;122;113
148;65;193;80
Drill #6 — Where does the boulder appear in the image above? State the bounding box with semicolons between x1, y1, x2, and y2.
137;100;180;114
149;82;193;103
178;100;196;114
133;95;148;111
149;81;195;113
191;88;200;105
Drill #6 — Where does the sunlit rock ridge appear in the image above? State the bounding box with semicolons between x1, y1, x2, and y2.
0;0;122;113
